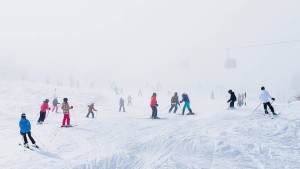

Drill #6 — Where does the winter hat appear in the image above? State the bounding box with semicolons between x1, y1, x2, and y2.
261;86;265;90
21;113;26;118
175;92;178;96
63;98;68;102
45;99;49;103
153;93;157;96
228;90;232;93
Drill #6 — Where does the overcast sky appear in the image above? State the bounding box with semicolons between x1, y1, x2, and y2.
0;0;299;92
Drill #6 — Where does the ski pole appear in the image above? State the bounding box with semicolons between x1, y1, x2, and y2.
72;109;78;125
46;110;50;117
252;103;262;113
160;105;170;112
31;132;46;147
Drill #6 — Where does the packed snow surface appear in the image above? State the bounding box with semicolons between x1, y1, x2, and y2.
0;80;299;169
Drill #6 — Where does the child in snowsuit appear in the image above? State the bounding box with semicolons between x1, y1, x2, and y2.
37;99;51;124
52;97;59;113
180;93;194;115
259;87;277;115
150;93;159;119
61;98;73;127
86;103;97;118
227;90;237;109
19;113;38;148
119;97;126;112
169;92;180;113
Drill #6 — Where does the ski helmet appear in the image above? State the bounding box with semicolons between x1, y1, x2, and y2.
45;99;49;103
63;98;68;102
175;92;178;96
228;90;232;93
21;113;26;118
261;86;265;90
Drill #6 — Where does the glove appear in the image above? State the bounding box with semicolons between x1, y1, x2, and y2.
155;104;159;107
20;132;22;135
48;108;51;110
272;98;275;101
70;106;73;109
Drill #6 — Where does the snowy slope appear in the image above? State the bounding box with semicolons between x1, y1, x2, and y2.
0;80;299;169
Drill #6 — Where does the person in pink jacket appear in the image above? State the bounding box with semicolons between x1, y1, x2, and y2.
37;99;51;124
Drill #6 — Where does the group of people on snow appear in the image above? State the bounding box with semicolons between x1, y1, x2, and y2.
20;86;278;148
150;92;194;119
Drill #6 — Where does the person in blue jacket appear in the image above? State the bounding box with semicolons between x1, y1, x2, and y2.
180;93;194;115
19;113;38;148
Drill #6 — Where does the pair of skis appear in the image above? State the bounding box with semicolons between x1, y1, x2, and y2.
19;143;39;151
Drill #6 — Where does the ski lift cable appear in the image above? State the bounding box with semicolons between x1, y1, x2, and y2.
221;39;300;52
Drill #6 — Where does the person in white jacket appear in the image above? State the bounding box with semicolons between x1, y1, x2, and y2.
259;86;277;115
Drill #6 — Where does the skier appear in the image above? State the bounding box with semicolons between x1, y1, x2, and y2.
237;94;243;107
211;91;215;100
138;89;143;97
127;95;132;106
37;99;51;124
244;92;247;106
19;113;38;148
169;92;180;113
227;90;237;109
52;97;59;113
259;87;277;115
86;103;97;118
119;97;126;112
114;86;119;95
150;93;159;119
180;93;194;115
61;98;73;127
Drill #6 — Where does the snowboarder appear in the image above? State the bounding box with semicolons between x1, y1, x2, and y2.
259;87;277;115
19;113;38;148
86;103;97;118
180;93;194;115
127;95;132;106
61;98;73;127
227;90;237;109
169;92;180;113
119;97;126;112
52;97;59;113
150;93;159;119
37;99;51;124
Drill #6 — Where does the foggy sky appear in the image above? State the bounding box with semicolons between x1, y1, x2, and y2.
0;0;299;92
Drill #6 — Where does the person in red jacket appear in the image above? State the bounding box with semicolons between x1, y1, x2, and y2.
150;93;159;119
37;99;51;124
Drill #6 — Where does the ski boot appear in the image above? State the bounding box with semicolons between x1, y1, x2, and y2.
32;144;39;148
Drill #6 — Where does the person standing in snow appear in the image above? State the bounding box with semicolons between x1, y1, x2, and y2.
138;89;143;97
127;95;132;106
119;97;126;112
86;103;97;118
20;113;38;148
52;97;59;113
37;99;51;124
227;90;237;109
61;98;73;127
211;91;215;100
169;92;180;113
237;94;243;107
259;87;277;115
150;93;159;119
180;93;194;115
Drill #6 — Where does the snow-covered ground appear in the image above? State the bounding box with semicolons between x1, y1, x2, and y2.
0;80;299;169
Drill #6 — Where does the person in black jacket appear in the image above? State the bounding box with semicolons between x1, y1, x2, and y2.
227;90;237;109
